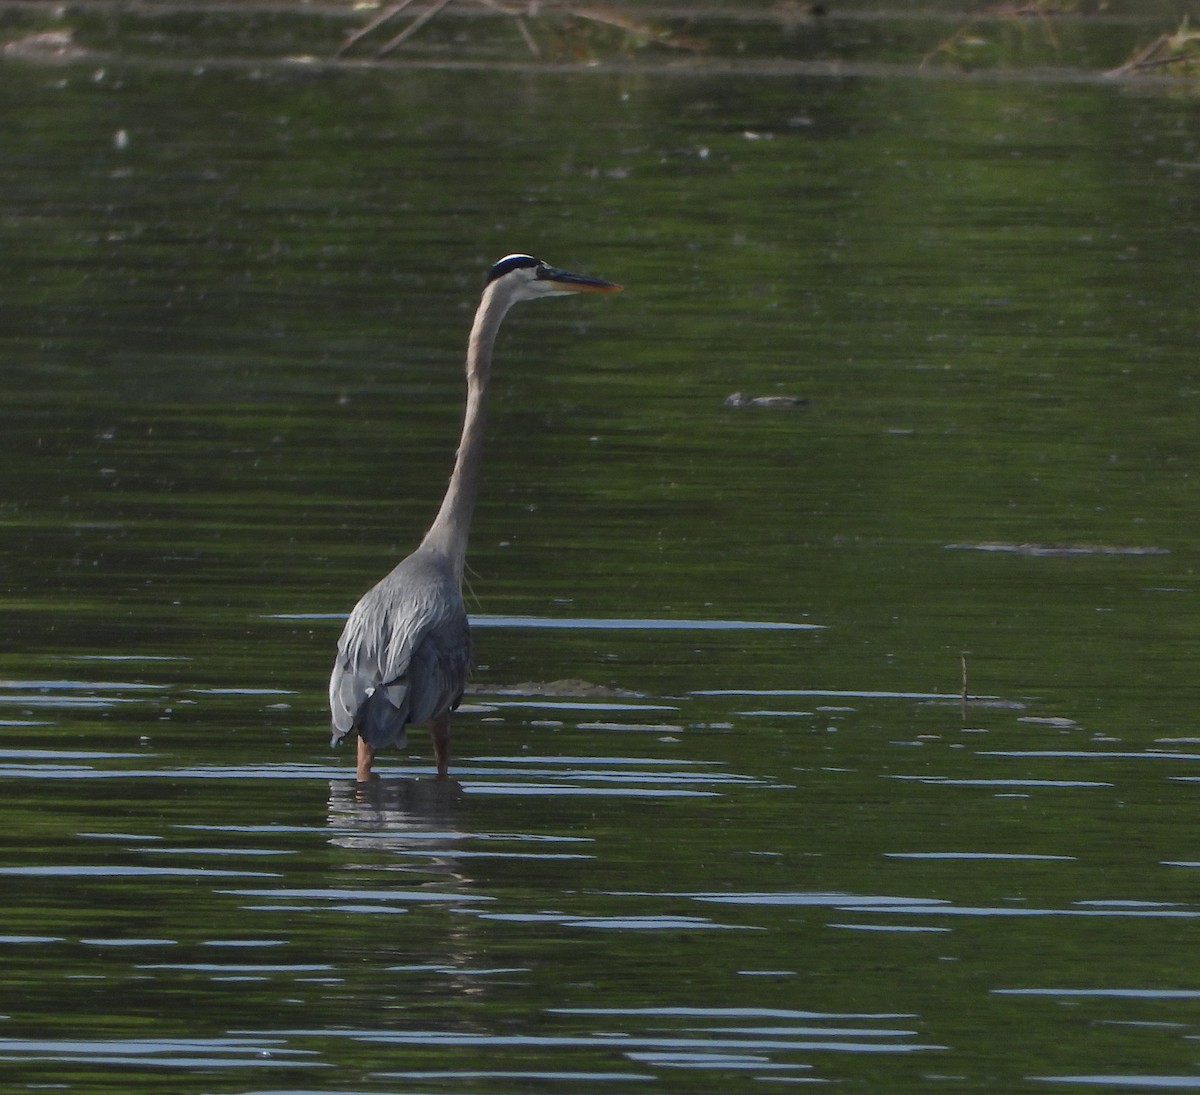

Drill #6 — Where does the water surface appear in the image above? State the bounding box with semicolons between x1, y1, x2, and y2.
2;6;1200;1091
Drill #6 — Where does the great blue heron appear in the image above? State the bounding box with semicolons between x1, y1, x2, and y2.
329;254;622;781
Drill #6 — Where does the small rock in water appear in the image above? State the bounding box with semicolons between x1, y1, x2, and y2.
725;392;808;408
468;679;642;699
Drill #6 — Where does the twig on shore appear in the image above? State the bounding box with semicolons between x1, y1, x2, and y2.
336;0;702;60
1105;20;1200;79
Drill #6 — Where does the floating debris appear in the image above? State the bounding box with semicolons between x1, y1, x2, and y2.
3;29;88;62
724;392;808;408
945;543;1169;558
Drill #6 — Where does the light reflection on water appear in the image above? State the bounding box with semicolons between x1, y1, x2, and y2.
1030;1077;1200;1089
234;1013;944;1077
4;676;1200;1089
0;1036;321;1069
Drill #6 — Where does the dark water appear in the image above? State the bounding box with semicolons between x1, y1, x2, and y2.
3;5;1200;1092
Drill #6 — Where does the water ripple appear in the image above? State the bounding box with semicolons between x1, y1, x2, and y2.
0;1036;321;1068
0;865;277;879
219;887;491;904
1031;1077;1200;1089
471;912;756;931
996;988;1200;999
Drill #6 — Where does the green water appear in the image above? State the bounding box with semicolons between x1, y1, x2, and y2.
2;5;1200;1092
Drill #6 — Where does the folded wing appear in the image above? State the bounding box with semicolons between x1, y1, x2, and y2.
329;550;470;750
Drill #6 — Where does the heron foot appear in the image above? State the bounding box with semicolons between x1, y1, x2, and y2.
431;715;451;780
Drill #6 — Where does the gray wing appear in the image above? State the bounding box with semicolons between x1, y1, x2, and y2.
329;550;471;751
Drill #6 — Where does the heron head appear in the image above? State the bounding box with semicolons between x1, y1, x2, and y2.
485;254;622;302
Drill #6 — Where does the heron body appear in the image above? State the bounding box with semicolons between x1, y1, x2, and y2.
330;550;470;754
329;254;621;780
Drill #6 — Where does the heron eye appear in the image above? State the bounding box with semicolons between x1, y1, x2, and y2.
535;264;549;279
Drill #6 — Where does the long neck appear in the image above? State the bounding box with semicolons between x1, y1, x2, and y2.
419;284;511;578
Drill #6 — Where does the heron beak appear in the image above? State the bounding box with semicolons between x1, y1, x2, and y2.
539;266;623;293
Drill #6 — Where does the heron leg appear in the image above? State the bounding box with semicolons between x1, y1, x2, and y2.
430;715;451;780
356;736;377;782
